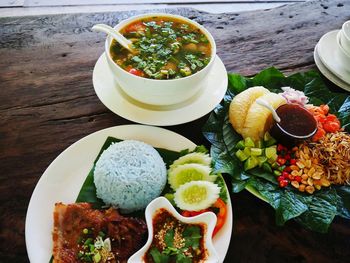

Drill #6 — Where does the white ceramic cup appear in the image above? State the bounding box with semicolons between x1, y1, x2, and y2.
104;13;217;106
340;20;350;55
336;30;350;69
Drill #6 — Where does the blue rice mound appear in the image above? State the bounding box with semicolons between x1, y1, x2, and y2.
94;140;167;213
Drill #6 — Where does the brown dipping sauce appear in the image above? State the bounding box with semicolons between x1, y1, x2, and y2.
144;208;207;263
270;104;317;146
276;104;317;136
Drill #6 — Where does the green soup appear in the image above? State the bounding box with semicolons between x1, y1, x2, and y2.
110;16;212;80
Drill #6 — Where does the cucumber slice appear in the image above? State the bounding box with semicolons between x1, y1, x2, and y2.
174;181;220;211
250;148;263;156
256;140;264;149
264;131;273;142
265;138;277;147
244;137;255;148
235;140;245;150
243;147;251;157
258;156;268;167
274;170;282;176
168;163;216;190
169;152;212;171
244;156;259;171
235;149;248;162
264;132;277;146
265;146;277;159
270;153;278;161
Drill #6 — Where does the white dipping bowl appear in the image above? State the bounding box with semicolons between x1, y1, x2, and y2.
337;31;350;68
105;13;217;106
128;197;219;263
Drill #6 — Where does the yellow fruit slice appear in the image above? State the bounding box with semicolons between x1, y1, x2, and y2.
229;86;270;134
241;93;286;141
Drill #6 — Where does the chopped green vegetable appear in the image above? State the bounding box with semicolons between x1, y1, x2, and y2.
183;225;201;249
263;131;273;141
243;147;251;157
150;247;169;263
244;137;255;147
265;137;277;147
265;146;277;159
250;148;263;156
164;193;175;204
164;229;174;247
256;140;264;149
244;156;259;171
93;252;101;263
235;140;245;150
235;149;248;162
84;238;93;246
273;170;282;176
258;156;268;166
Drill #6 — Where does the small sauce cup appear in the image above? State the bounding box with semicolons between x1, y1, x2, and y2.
128;197;219;263
270;104;317;146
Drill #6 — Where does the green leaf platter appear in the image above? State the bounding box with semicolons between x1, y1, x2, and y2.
202;67;350;233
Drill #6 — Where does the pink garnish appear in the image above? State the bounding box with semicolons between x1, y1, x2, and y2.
280;87;309;106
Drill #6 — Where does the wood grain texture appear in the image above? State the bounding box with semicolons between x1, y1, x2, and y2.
0;3;289;17
22;0;303;6
0;0;349;262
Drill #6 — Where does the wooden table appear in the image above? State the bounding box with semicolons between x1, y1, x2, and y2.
1;0;350;262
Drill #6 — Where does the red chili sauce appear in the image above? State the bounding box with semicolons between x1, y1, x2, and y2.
276;104;317;136
144;208;208;263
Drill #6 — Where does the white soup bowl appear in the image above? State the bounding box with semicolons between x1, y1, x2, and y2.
105;13;217;106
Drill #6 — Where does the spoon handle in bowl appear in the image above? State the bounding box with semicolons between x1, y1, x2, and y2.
256;98;281;123
92;24;134;52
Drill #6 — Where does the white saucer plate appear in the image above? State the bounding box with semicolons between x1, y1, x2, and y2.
317;30;350;85
314;44;350;92
93;53;228;126
25;125;233;263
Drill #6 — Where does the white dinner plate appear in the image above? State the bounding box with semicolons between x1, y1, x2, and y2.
25;125;233;263
92;53;228;126
314;44;350;92
317;30;350;85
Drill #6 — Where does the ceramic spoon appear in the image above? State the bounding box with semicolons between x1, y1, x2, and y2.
92;24;136;53
256;98;281;123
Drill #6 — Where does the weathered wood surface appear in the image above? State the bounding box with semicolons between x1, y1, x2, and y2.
0;0;350;262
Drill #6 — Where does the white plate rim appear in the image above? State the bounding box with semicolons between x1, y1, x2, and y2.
25;124;233;263
92;53;228;126
314;44;350;92
317;30;350;85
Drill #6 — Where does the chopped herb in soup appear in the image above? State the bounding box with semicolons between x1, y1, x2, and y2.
110;16;212;79
144;208;208;263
